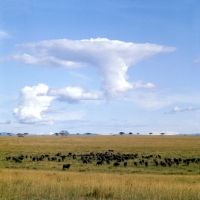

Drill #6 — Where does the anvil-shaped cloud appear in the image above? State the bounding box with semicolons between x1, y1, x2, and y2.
13;38;176;98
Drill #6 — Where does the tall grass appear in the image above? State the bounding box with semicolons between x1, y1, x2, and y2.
0;169;200;200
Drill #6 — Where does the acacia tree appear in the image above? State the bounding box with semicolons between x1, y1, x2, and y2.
17;133;28;137
55;133;59;136
137;132;139;135
149;132;153;136
160;132;165;136
129;132;133;135
59;130;69;137
17;133;24;137
119;132;125;135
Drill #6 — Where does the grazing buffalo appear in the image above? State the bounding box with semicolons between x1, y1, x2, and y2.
6;156;11;161
96;161;103;165
157;155;161;159
153;159;159;166
160;161;166;167
106;160;110;164
63;164;71;170
82;159;88;164
12;157;22;163
113;162;120;167
60;155;67;161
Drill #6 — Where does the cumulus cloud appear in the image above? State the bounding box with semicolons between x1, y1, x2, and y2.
11;38;176;98
165;106;200;114
49;86;100;103
13;84;54;124
13;83;99;124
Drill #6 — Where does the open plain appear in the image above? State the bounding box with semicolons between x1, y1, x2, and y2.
0;135;200;199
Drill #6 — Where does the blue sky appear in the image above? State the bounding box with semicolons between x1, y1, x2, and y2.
0;0;200;135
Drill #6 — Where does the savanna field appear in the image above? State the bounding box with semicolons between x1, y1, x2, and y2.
0;135;200;200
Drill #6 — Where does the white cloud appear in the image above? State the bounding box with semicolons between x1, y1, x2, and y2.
13;84;54;124
12;38;176;98
49;86;100;102
132;81;156;89
5;120;11;124
165;106;200;114
36;132;45;135
128;88;200;111
0;119;11;125
151;131;179;135
0;30;11;39
13;84;99;124
193;58;200;65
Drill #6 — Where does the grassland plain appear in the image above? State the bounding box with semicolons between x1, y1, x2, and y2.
0;135;200;199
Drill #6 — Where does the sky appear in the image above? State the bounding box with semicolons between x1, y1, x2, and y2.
0;0;200;135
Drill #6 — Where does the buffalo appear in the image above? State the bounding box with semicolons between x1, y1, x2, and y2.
113;162;120;167
63;164;71;170
96;161;103;165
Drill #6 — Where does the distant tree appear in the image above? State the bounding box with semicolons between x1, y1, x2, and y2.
59;130;69;137
160;132;165;136
129;132;133;135
149;132;153;136
17;133;28;137
137;132;139;135
7;133;11;136
119;132;125;135
55;133;59;136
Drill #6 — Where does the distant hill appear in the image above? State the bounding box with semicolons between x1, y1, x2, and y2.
177;133;200;136
189;133;200;136
0;132;15;136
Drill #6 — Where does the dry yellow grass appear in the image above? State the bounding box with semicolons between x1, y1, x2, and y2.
0;135;199;154
0;169;200;200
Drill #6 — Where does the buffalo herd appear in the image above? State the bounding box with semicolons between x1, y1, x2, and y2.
5;150;200;171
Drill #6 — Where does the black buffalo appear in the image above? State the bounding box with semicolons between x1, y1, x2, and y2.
63;164;71;170
113;162;120;167
96;161;103;165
